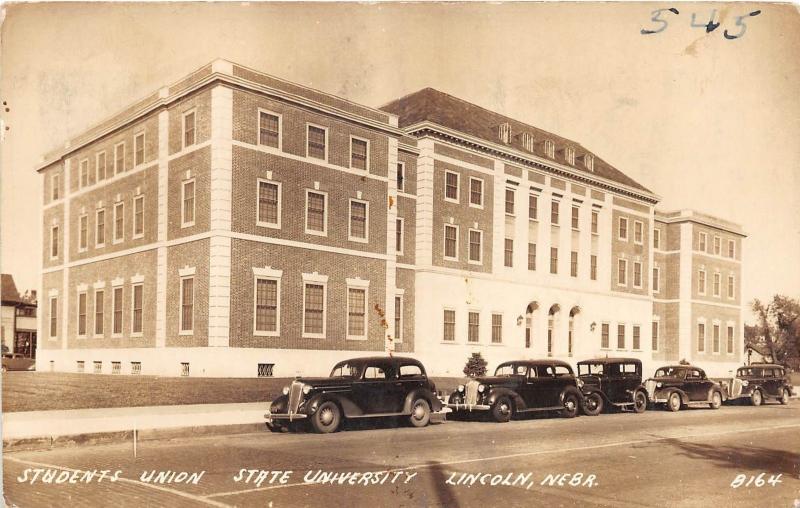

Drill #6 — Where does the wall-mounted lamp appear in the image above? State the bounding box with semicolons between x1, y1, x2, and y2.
516;315;524;326
590;321;597;332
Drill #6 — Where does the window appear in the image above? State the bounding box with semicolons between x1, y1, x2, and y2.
728;239;735;258
133;195;144;238
78;292;87;337
50;225;59;259
444;225;458;260
49;297;58;337
134;132;145;166
96;152;107;181
307;125;327;160
713;272;721;297
585;154;594;171
491;314;502;344
114;142;125;174
181;362;190;377
633;325;641;350
257;363;275;378
305;191;327;235
131;284;143;335
77;361;85;373
697;322;705;352
727;325;734;353
618;217;628;240
698;232;707;252
396;162;405;192
529;194;538;220
570;251;578;277
544;139;555;158
348;200;368;241
713;324;720;353
590;255;598;281
713;236;721;255
468;312;479;343
551;200;559;225
591;210;598;234
653;267;660;293
527;243;536;271
258;110;280;148
303;283;325;337
96;209;105;247
180;277;194;333
504;239;513;267
257;180;281;228
617;324;626;349
618;259;627;285
254;277;279;335
728;275;735;299
347;288;367;339
182;179;195;227
550;247;558;274
131;362;142;375
547;317;554;355
94;290;104;336
601;323;609;349
634;221;643;244
443;309;455;342
571;205;579;230
565;146;575;165
444;171;459;202
350;137;368;170
51;174;60;200
469;178;483;207
78;214;88;251
112;286;123;336
183;110;196;148
521;132;535;151
469;229;482;263
633;261;642;288
396;218;404;254
79;159;89;188
94;361;102;374
505;188;515;215
652;321;659;351
394;296;403;342
698;269;706;295
653;229;661;249
113;201;124;242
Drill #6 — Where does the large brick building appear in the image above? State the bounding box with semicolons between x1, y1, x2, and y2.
36;60;745;377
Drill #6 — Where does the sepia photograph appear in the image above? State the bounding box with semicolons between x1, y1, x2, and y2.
1;1;799;506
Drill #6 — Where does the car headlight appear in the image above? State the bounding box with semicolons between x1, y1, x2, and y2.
457;384;465;393
741;380;749;387
302;384;311;395
656;382;663;388
282;386;290;396
477;384;485;393
576;379;584;388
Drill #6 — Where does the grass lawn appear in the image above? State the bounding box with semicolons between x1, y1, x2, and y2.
2;372;466;413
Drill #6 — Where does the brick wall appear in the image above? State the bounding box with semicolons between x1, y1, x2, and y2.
396;195;416;265
690;303;741;362
398;149;418;195
42;204;65;269
394;267;415;353
166;239;210;347
653;301;679;362
610;207;650;296
40;271;63;349
167;146;211;240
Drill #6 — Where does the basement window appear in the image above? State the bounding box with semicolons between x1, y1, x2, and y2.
181;362;190;377
76;361;85;373
131;362;142;375
112;362;121;375
258;363;275;377
93;361;102;374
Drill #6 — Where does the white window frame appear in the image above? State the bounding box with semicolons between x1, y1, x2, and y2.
544;139;555;158
653;266;660;293
79;158;89;189
349;135;370;171
713;271;721;297
130;282;144;337
78;213;89;252
591;209;599;235
301;273;328;339
256;178;282;229
468;228;483;265
113;201;124;244
698;269;706;295
179;272;195;335
467;310;480;344
396;162;406;192
51;173;60;201
504;188;515;216
697;319;706;353
94;286;105;338
443;307;456;343
444;170;460;204
632;324;642;351
652;318;660;352
443;224;459;261
345;279;370;341
726;324;735;354
504;238;514;268
182;109;197;149
304;189;328;236
96;151;107;181
181;178;196;228
395;217;404;255
257;108;282;150
111;284;124;338
133;195;145;239
633;220;644;245
565;146;575;165
114;141;125;175
633;261;643;289
252;267;282;337
468;177;484;208
727;239;736;258
617;258;628;286
49;296;58;339
727;274;735;299
306;123;329;162
529;193;539;221
713;235;721;256
394;293;404;343
491;312;503;344
50;224;59;259
571;205;580;231
347;198;370;243
698;231;707;252
77;290;88;338
712;320;721;354
617;323;627;350
134;131;145;167
95;208;106;248
618;216;628;241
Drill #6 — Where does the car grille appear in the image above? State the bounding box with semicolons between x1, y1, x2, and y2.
729;378;743;398
644;379;657;397
465;380;480;406
288;381;304;414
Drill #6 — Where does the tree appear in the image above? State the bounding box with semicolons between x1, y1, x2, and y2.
750;295;800;368
463;352;488;378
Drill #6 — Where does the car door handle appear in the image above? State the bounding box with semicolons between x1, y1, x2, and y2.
395;382;403;387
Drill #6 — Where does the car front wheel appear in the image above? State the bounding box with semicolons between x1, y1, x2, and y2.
780;388;791;405
751;389;763;407
311;401;341;434
491;396;513;423
666;392;681;412
633;391;647;413
409;398;431;427
710;391;722;409
582;393;603;416
561;393;579;418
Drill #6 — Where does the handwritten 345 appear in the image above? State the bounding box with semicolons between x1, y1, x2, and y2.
641;8;761;40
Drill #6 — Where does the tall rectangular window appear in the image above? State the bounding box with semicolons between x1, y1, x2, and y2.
257;180;280;227
307;125;327;160
112;286;123;335
394;296;403;342
713;272;721;297
133;195;144;238
571;205;579;230
491;314;502;344
396;163;405;192
347;288;366;338
653;267;660;292
349;200;368;241
633;261;642;288
255;278;279;334
469;229;482;263
306;191;327;234
505;188;515;215
698;270;706;294
96;152;107;181
303;283;325;336
350;138;368;170
633;325;641;350
182;180;195;227
617;324;626;349
396;218;404;254
444;225;458;260
49;297;58;337
443;309;455;342
601;323;609;349
713;324;720;353
529;194;538;220
183;110;196;147
591;210;599;234
727;239;735;258
468;312;479;343
180;277;194;333
527;243;536;271
550;247;558;274
504;238;513;267
697;322;705;352
551;200;559;225
79;159;89;188
94;290;104;336
77;292;87;337
79;215;88;251
51;174;60;200
618;217;628;240
445;172;459;201
728;275;735;298
698;232;707;252
570;251;578;277
634;221;643;244
114;202;124;242
114;142;125;174
727;326;734;353
590;255;598;281
469;178;483;207
134;132;145;166
618;259;627;285
652;321;659;351
51;225;59;258
96;209;105;247
713;236;721;255
653;229;661;249
132;284;143;335
258;111;280;148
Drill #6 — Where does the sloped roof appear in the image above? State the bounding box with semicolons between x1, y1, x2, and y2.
1;274;24;305
381;88;652;194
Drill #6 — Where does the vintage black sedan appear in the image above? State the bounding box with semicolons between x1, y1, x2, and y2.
721;364;793;406
446;360;583;422
577;358;648;415
644;365;725;411
265;356;442;433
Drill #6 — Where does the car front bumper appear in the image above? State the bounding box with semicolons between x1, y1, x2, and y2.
264;411;308;423
445;402;491;411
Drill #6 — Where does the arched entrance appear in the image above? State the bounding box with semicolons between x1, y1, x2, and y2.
568;306;581;357
547;304;560;356
524;302;539;349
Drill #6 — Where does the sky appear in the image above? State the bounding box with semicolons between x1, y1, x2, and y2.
1;2;798;322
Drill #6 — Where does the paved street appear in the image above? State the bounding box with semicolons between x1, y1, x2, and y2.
4;401;799;507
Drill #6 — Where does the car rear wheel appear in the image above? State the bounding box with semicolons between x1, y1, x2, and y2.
666;392;681;412
751;389;763;407
491;396;513;423
409;398;431;427
710;391;722;409
311;401;341;434
582;393;603;416
561;393;579;418
633;391;647;413
780;388;790;405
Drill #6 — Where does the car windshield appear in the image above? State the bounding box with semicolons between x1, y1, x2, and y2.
737;367;758;377
330;362;362;378
578;363;604;376
655;367;686;378
495;364;524;376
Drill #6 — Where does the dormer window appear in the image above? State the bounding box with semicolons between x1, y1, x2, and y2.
496;123;511;144
520;132;535;152
544;140;555;158
565;147;575;165
584;154;594;172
